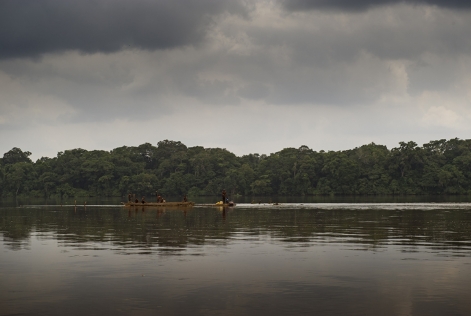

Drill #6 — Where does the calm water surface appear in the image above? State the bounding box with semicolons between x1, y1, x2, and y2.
1;203;471;315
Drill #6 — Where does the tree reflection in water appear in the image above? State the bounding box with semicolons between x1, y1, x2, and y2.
1;205;471;316
1;205;470;256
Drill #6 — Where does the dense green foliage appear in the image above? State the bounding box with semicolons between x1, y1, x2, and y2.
1;138;471;198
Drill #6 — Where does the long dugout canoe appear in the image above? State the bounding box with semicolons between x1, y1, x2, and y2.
198;203;236;207
122;202;195;207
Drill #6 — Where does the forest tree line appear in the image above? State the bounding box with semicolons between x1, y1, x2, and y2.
1;138;471;198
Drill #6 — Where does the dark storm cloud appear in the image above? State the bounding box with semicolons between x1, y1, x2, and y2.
282;0;471;11
0;0;247;59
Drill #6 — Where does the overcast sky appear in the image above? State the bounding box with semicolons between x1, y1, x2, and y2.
1;0;470;160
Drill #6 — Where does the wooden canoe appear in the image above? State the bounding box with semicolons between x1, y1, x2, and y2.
122;202;195;207
198;203;236;207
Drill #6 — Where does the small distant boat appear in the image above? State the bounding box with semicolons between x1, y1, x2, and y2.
122;201;195;207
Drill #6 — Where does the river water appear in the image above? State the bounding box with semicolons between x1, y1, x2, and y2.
1;203;471;315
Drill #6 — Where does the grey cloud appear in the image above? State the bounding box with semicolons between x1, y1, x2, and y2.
281;0;471;12
0;0;247;59
239;82;271;100
200;6;471;105
2;1;471;123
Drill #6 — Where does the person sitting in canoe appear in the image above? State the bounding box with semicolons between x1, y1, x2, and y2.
183;195;188;202
141;196;146;204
